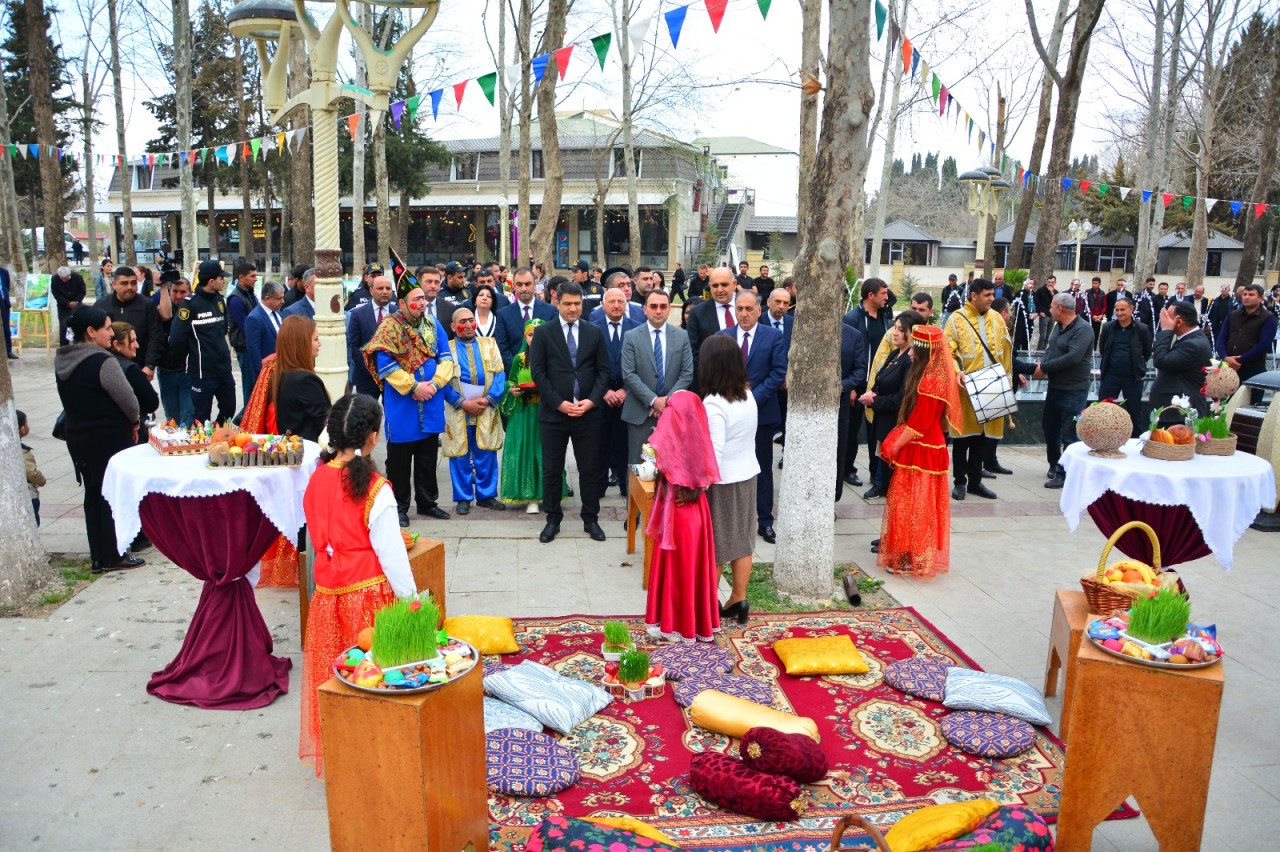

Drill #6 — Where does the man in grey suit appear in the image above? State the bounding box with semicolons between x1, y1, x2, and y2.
621;289;694;463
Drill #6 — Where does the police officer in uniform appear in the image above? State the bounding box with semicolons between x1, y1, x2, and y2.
169;259;236;424
345;261;384;312
435;261;473;334
571;260;604;316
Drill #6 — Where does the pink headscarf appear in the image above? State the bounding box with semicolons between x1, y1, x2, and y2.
645;390;721;550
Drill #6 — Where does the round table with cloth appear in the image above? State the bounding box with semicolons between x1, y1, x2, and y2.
104;442;321;709
1059;438;1276;570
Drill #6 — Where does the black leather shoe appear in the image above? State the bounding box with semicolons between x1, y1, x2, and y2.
719;600;750;625
870;538;880;550
758;525;776;544
844;473;863;487
93;555;145;574
986;463;1014;475
398;513;410;528
584;521;607;541
1044;476;1065;489
6;352;17;360
862;485;884;499
566;486;575;497
980;469;997;480
419;506;451;520
454;501;471;515
607;473;618;487
476;497;506;511
967;483;998;499
539;522;560;543
951;484;966;500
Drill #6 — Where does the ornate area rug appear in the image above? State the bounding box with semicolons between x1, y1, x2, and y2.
490;608;1134;851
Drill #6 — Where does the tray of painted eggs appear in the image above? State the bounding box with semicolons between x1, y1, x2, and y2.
333;636;477;695
1086;615;1223;669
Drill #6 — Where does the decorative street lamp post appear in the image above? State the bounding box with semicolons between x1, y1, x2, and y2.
1067;218;1093;285
228;0;439;401
957;165;1010;279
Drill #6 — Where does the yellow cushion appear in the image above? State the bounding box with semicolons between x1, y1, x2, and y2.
443;615;519;655
773;635;869;676
688;689;820;742
588;816;678;846
883;799;1001;852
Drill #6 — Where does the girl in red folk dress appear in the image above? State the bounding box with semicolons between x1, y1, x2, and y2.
878;324;963;579
299;394;417;778
644;390;723;643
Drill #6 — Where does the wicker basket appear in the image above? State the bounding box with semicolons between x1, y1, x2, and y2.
1140;438;1195;461
1081;521;1163;614
1195;433;1237;456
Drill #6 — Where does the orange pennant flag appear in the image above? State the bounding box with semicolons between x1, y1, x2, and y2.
902;37;912;75
346;113;361;141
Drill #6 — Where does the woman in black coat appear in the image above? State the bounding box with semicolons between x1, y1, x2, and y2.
860;311;926;500
269;315;331;442
54;307;145;573
109;321;160;443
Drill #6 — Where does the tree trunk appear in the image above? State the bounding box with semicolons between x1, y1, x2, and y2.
375;116;390;264
235;37;252;262
514;0;533;267
1008;0;1069;268
258;94;272;277
28;0;65;271
0;356;47;609
796;0;821;238
496;0;511;267
107;0;135;266
288;34;314;265
983;89;1007;272
868;0;910;279
1234;26;1280;287
398;187;410;251
81;65;98;267
529;0;567;270
0;69;26;273
619;6;641;268
775;0;875;599
1135;0;1185;283
206;176;219;259
350;4;370;277
1027;0;1106;285
174;0;196;272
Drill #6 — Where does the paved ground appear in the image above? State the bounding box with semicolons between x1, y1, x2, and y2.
2;350;1277;850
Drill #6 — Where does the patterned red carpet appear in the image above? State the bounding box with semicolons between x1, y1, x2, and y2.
489;608;1134;851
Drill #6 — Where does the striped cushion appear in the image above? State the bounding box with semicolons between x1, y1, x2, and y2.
673;673;774;708
484;660;612;735
483;696;544;734
485;728;580;797
650;643;733;681
941;711;1036;758
942;669;1052;727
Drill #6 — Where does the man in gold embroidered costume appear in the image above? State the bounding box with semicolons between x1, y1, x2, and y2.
440;307;507;514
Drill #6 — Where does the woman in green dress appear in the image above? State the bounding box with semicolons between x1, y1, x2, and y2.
499;320;562;512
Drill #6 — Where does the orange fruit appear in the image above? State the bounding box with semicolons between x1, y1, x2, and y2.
1122;569;1144;584
357;627;374;652
234;431;253;448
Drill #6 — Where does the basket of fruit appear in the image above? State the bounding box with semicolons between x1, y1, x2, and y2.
1141;423;1196;461
1081;520;1185;614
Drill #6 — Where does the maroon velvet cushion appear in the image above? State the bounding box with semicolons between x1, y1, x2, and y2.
740;726;829;783
689;751;807;822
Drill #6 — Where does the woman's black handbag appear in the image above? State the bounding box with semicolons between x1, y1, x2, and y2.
52;411;66;440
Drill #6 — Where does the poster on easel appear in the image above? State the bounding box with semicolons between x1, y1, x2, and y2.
24;274;49;310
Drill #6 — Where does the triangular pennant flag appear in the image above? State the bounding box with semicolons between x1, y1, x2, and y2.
554;45;574;79
591;33;612;70
276;132;285;154
874;0;887;39
406;93;422;123
295;127;308;149
346;113;361;141
930;73;940;103
198;148;208;166
390;100;405;130
1161;192;1173;208
966;116;973;142
890;20;900;47
1097;184;1108;196
228;144;238;164
990;142;996;160
188;149;197;166
911;48;920;78
504;64;522;89
1119;187;1131;201
1079;180;1091;195
530;54;549;85
901;37;912;75
979;129;986;151
939;85;948;116
1017;166;1024;184
1205;198;1217;213
250;138;261;161
628;15;652;50
664;6;688;48
758;0;772;19
918;61;930;91
1141;189;1153;203
6;143;18;158
1230;200;1243;216
1182;195;1193;209
1062;177;1072;191
1254;202;1267;219
1024;171;1033;187
429;89;443;120
453;80;468;108
704;0;728;33
26;144;37;158
477;72;497;105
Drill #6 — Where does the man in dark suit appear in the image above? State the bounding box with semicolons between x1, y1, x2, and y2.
1150;300;1212;424
0;264;13;359
347;274;397;397
1098;297;1153;437
589;270;645;323
684;266;738;391
282;268;315;318
244;280;285;392
764;287;794;454
529;281;612;544
834;322;868;502
591;286;641;497
495;266;556;372
717;290;788;543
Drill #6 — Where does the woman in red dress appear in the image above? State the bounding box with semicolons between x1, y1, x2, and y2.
643;390;722;643
877;324;963;578
299;394;416;777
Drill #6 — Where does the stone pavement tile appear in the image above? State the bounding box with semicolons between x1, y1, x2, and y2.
1090;816;1161;851
285;807;331;849
445;590;521;617
172;778;307;846
1236;763;1280;800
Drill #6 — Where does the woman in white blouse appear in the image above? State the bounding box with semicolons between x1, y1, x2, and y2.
699;334;760;625
471;284;499;338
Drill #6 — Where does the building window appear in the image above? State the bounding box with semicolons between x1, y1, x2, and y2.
452;154;478;181
1082;246;1132;273
611;148;642;179
1205;250;1222;277
133;164;154;191
531;150;544;180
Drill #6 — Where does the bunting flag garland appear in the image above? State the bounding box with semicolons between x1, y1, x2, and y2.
890;19;900;47
874;0;887;39
346;113;361;141
1142;190;1153;204
1206;198;1217;213
911;49;920;78
553;45;574;79
705;0;728;33
1161;192;1174;208
390;100;405;131
1183;195;1193;209
406;93;422;123
477;72;497;106
531;53;549;85
930;73;940;103
1231;201;1243;216
429;89;443;121
665;6;687;48
453;80;468;109
628;15;651;50
938;85;948;116
250;138;261;161
1097;184;1108;196
901;37;912;75
591;33;612;70
1079;180;1090;195
1255;202;1268;219
757;0;772;19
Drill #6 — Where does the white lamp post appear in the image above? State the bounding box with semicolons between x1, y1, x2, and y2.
229;0;440;401
1067;218;1093;284
957;165;1010;278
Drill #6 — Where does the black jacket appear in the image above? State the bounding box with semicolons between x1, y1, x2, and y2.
867;348;908;442
113;352;159;439
51;271;87;315
1039;316;1095;391
1033;285;1055;315
685;298;734;391
275;370;331;441
529;320;610;423
1098;318;1153;383
1150;328;1212;416
168;287;233;380
101;292;166;370
54;344;138;464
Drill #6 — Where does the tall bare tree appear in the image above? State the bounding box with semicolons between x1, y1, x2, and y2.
174;0;196;273
106;0;135;266
528;0;569;269
72;0;110;266
28;0;66;271
1234;29;1280;287
513;0;533;266
234;36;253;261
0;68;24;272
775;0;875;598
484;0;513;266
796;0;821;234
613;0;644;268
287;32;314;266
350;3;371;277
0;355;46;609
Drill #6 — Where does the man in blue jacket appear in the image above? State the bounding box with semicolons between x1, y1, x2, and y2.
495;267;556;372
244;281;285;393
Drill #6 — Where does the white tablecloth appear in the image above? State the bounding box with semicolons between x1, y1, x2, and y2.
1059;438;1276;570
103;441;321;551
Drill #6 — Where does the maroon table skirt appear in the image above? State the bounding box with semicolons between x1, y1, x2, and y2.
140;491;292;710
1086;490;1213;567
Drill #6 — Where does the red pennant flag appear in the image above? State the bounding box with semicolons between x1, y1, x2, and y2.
901;37;912;75
242;142;251;159
188;150;197;166
1079;180;1091;195
705;0;728;32
1254;202;1268;219
453;80;468;108
346;113;360;141
554;45;574;80
1161;192;1173;208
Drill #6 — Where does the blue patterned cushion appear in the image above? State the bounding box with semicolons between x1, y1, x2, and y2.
883;657;956;702
485;728;580;797
484;697;544;734
941;710;1036;758
942;669;1053;727
931;805;1054;849
484;660;612;735
650;642;733;681
673;672;774;708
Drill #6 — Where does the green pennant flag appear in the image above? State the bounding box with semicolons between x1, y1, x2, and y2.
1097;184;1109;196
591;33;611;70
6;143;17;158
1183;195;1193;209
406;93;422;123
874;0;886;38
930;73;941;102
477;72;497;106
757;0;771;18
199;148;208;166
250;138;261;161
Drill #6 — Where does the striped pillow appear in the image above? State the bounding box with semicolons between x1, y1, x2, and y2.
483;696;544;734
484;660;612;735
942;669;1053;727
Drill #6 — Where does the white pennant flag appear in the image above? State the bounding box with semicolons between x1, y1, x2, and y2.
226;144;237;165
628;15;652;54
295;126;307;148
1205;198;1218;213
504;64;521;89
1118;187;1132;201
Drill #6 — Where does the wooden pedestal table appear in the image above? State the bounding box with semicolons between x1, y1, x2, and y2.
298;537;446;638
1055;639;1224;852
1042;589;1090;742
626;470;656;589
319;660;487;852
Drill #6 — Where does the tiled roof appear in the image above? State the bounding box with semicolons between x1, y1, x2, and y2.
746;215;798;234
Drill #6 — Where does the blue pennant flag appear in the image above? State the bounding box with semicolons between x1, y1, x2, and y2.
531;54;549;85
910;50;920;78
665;6;688;48
1230;200;1243;216
429;89;443;121
28;144;39;158
1141;190;1153;204
1024;171;1032;187
1062;177;1072;191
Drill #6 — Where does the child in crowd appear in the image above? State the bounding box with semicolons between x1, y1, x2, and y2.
17;410;45;525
